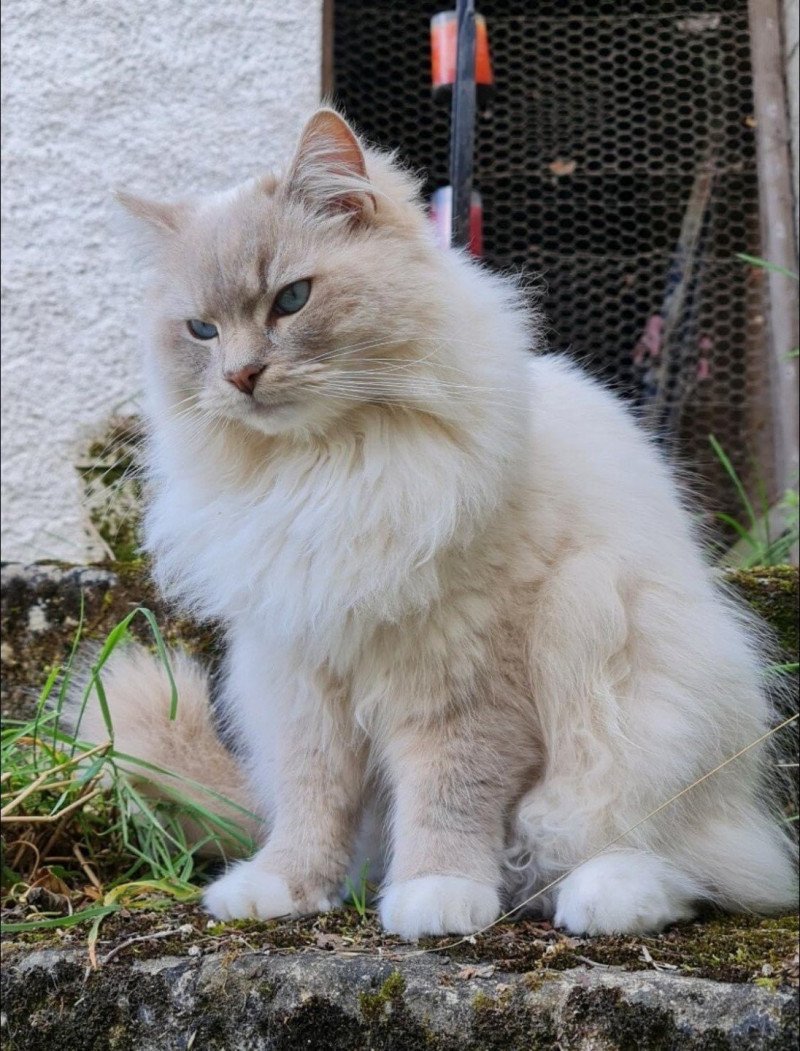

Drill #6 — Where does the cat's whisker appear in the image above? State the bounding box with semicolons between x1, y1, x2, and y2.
296;332;525;371
297;337;421;367
302;390;524;418
81;423;144;470
318;376;527;407
169;394;203;412
170;403;206;421
87;456;145;495
326;373;521;395
297;330;512;367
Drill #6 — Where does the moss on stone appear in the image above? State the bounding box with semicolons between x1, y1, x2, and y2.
560;985;729;1051
470;986;557;1050
256;991;443;1051
2;930;798;1050
726;565;799;659
4;904;796;993
1;561;219;722
423;911;800;985
78;415;144;564
358;970;407;1022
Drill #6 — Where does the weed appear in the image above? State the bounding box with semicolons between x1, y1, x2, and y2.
709;434;799;567
0;607;257;957
344;860;373;922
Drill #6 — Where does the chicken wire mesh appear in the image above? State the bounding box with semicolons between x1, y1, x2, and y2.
331;0;774;525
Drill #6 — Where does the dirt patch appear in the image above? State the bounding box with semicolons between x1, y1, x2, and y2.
2;903;797;990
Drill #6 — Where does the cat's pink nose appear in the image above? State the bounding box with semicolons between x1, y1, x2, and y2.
225;363;265;395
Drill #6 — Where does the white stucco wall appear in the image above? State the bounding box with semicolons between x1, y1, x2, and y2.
1;0;322;562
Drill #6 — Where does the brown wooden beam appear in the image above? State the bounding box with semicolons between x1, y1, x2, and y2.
748;0;800;512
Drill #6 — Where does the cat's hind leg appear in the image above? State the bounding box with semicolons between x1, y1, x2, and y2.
552;849;702;935
521;550;796;933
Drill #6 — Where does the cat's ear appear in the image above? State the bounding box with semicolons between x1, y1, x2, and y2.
114;190;187;236
113;190;189;263
285;109;376;221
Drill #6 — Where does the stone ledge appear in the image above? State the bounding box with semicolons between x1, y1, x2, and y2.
0;560;219;721
1;944;798;1051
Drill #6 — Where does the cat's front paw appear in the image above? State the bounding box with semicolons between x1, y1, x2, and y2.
204;855;341;921
203;863;297;921
380;876;500;940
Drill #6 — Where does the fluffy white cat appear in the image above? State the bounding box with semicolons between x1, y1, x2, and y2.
71;110;796;939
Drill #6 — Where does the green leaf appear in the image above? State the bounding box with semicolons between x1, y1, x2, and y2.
715;512;759;549
1;904;119;933
135;608;179;720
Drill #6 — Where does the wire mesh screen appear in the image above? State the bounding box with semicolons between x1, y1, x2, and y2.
331;0;773;521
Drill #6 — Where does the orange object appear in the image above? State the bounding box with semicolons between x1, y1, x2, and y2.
430;11;495;109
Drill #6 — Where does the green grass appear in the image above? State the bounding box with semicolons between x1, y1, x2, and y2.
735;253;799;282
0;608;257;953
344;860;374;922
709;434;799;568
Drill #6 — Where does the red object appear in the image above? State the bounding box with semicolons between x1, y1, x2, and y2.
430;11;495;109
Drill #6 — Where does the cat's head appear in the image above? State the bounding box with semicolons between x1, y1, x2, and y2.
119;110;451;438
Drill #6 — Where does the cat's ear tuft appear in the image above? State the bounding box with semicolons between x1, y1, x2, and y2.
114;190;187;235
286;109;376;221
113;190;189;264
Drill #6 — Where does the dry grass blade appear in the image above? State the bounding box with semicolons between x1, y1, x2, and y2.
2;739;110;856
1;766;60;817
7;836;41;875
99;926;187;967
73;844;103;892
2;789;104;825
1;739;110;813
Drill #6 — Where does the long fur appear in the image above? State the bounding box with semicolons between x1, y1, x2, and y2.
65;647;262;855
73;109;796;937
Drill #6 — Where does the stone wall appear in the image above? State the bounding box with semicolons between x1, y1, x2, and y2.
2;944;797;1050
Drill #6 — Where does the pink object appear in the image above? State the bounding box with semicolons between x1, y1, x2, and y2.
696;357;711;381
633;314;663;365
429;186;483;257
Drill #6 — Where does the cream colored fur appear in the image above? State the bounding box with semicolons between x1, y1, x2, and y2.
69;648;262;854
72;110;797;938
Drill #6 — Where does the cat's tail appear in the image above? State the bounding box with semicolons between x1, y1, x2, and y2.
61;645;262;857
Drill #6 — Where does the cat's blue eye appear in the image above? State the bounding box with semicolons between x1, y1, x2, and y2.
273;279;311;317
187;319;218;340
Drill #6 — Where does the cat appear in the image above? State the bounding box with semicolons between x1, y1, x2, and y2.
69;109;797;939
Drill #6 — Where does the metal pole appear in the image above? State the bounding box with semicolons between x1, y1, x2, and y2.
450;0;476;249
747;0;799;508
